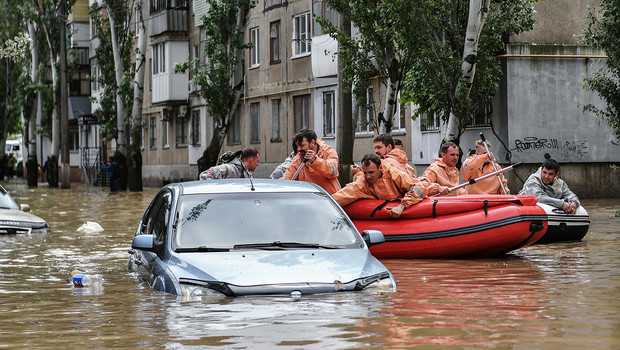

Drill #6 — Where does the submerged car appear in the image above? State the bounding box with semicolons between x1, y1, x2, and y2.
127;179;395;297
0;185;50;234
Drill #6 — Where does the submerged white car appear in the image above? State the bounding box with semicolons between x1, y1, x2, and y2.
0;185;50;234
127;179;396;298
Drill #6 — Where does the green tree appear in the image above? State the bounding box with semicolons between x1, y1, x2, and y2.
322;0;536;149
318;0;417;134
400;0;536;147
582;0;620;144
90;1;134;190
177;0;255;172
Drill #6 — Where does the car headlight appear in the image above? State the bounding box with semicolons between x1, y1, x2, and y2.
180;283;227;300
362;276;396;294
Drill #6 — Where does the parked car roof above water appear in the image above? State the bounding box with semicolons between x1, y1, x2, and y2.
177;178;324;195
0;185;50;234
128;179;395;298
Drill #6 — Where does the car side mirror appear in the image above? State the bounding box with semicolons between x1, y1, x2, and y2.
132;234;165;256
20;204;30;212
361;230;385;247
132;234;155;251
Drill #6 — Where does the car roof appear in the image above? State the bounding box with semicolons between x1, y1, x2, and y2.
176;179;327;195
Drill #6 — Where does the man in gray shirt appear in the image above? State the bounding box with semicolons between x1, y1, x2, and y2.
200;147;260;180
519;158;580;214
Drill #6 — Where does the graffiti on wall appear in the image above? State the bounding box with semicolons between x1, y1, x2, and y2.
561;139;589;159
511;137;589;159
511;137;559;152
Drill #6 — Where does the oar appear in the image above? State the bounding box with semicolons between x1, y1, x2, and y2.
479;132;509;194
431;162;523;196
291;159;308;180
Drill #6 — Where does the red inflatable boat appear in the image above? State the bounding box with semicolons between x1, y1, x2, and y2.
344;194;548;259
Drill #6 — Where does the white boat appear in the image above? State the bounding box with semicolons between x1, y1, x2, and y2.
536;203;590;243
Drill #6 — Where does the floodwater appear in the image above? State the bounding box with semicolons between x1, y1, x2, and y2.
0;183;618;349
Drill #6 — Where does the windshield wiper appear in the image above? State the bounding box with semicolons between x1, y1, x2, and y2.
175;246;230;252
233;241;338;250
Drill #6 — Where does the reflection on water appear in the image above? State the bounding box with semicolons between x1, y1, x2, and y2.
0;184;618;349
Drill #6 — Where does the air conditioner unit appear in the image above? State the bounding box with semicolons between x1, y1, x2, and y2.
179;105;188;118
159;109;169;121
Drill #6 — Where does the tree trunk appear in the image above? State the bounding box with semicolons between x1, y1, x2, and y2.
337;14;353;186
108;8;126;155
443;0;490;144
60;0;70;189
107;5;128;190
27;21;39;187
128;0;147;192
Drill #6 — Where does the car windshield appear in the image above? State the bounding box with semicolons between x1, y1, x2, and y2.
173;192;361;249
0;189;19;210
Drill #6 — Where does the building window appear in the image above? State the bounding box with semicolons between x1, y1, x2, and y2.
420;112;441;132
293;12;311;57
250;27;260;68
191;109;201;146
227;107;241;144
90;65;100;92
176;117;188;147
149;117;157;149
323;91;335;137
392;100;406;133
271;99;281;142
312;0;338;36
270;21;280;63
152;43;166;75
69;130;79;151
294;94;311;132
71;70;91;96
162;120;169;148
356;88;374;134
466;100;492;128
250;102;260;143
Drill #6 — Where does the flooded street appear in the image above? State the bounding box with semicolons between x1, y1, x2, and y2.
0;183;619;349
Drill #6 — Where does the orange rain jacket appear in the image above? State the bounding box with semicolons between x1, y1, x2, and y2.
460;154;509;195
283;138;341;194
332;162;435;208
383;149;416;177
422;158;466;196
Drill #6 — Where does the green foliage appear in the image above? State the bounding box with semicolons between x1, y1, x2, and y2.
90;2;134;142
0;32;32;60
400;0;536;127
320;0;535;134
581;0;620;144
318;0;418;131
191;0;254;119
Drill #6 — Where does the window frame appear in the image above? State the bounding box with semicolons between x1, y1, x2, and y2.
250;26;260;68
293;12;311;57
323;90;335;138
271;99;282;142
190;109;201;146
269;21;281;64
149;117;157;149
356;88;374;135
293;94;311;132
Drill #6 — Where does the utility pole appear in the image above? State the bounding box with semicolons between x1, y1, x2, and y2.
60;0;70;189
336;14;353;186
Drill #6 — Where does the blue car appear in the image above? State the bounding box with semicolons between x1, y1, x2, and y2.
127;179;395;298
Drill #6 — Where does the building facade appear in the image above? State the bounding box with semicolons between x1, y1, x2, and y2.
73;0;618;197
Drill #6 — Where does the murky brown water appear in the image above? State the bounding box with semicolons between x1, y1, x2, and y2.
0;184;618;349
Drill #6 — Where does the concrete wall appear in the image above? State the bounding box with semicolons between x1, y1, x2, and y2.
511;0;600;44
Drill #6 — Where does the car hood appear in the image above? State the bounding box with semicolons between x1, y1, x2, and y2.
168;248;388;287
0;209;48;225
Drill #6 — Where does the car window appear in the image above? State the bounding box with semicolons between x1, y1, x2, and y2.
0;188;19;210
174;192;361;249
142;190;172;244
